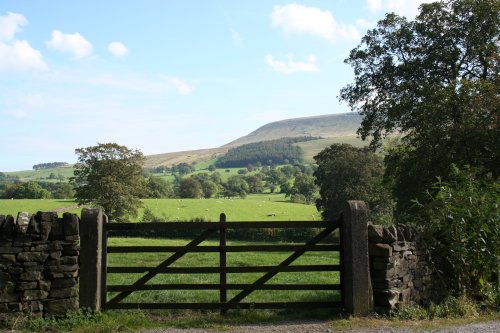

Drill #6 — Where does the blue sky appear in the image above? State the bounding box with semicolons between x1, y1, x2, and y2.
0;1;432;171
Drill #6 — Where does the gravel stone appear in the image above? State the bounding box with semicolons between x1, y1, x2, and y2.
138;320;500;333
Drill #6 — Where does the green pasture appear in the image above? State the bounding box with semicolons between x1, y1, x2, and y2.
194;158;217;170
296;136;367;162
0;194;319;221
5;166;74;182
141;194;320;222
0;199;82;217
106;237;340;304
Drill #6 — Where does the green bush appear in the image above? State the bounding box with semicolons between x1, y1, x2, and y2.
427;296;478;319
393;296;479;320
414;166;499;301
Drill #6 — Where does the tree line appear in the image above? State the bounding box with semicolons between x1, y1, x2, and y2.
214;137;318;168
32;162;68;170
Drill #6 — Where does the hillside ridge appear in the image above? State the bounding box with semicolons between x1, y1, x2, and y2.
224;112;361;147
144;112;362;168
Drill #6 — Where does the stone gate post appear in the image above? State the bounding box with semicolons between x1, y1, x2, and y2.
342;200;373;315
79;208;104;310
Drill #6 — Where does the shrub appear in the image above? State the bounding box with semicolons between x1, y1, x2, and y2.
414;166;499;301
392;296;478;320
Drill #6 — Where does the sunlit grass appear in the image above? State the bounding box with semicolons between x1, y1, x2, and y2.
0;199;81;217
140;194;320;222
0;193;319;221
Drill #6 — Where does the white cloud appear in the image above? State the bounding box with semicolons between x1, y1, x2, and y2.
6;109;27;119
366;0;435;18
45;70;195;96
108;41;129;58
0;12;27;41
46;30;92;59
266;54;319;75
272;4;359;42
161;76;194;95
0;40;48;72
366;0;383;13
0;12;47;72
230;26;244;48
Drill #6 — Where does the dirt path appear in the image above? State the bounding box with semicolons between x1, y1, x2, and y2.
140;319;500;333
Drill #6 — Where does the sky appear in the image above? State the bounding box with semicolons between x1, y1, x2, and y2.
0;0;433;171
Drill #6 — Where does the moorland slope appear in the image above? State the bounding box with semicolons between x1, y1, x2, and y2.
144;113;362;168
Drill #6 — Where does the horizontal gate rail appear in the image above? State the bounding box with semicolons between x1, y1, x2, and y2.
107;283;342;292
105;220;339;231
108;264;341;274
106;301;343;310
107;244;340;253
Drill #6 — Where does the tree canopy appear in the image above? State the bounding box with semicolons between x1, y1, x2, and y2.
340;0;499;212
32;162;68;170
314;144;392;221
214;137;316;168
72;143;147;222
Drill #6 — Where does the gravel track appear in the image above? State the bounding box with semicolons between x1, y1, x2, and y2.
140;320;500;333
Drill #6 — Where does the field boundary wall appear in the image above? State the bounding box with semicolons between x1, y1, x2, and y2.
0;211;79;319
368;223;444;310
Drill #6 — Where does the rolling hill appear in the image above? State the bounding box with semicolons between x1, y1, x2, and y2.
144;113;364;168
224;113;362;147
5;113;364;173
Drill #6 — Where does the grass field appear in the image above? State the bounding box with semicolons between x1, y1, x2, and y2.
0;199;82;217
106;237;340;305
296;136;367;162
4;165;75;182
0;194;319;221
141;194;320;222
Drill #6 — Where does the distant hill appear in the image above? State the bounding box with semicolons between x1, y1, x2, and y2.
144;113;364;168
144;147;228;169
6;113;364;173
224;113;362;147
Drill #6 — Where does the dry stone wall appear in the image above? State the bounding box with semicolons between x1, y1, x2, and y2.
368;223;443;310
0;211;79;319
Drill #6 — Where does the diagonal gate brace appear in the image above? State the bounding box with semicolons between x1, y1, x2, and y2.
106;227;218;306
228;227;336;305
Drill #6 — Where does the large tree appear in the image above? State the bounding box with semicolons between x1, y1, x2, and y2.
147;175;174;198
178;178;202;198
4;181;52;199
314;144;392;222
72;143;147;222
340;0;499;212
286;174;318;204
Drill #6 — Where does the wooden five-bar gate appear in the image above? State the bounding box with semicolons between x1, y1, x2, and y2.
102;214;342;310
79;201;373;315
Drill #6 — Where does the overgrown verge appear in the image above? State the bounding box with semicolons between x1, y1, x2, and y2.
1;303;497;333
1;308;340;332
412;166;499;307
